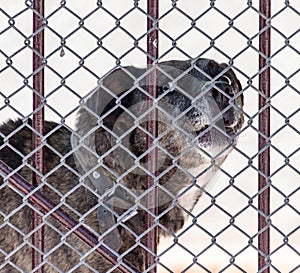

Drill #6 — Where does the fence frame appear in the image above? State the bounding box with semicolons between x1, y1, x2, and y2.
0;1;286;272
32;0;45;271
258;1;271;273
145;0;159;272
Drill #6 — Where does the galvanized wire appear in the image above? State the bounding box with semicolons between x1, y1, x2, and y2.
0;1;299;273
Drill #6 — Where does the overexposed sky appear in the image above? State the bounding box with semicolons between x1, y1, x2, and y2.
0;1;299;272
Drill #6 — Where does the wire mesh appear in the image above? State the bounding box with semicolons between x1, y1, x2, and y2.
0;1;299;273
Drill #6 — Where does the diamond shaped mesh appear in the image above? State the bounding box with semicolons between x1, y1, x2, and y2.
0;1;299;273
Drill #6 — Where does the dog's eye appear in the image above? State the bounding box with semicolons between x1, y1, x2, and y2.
220;75;232;85
211;88;219;99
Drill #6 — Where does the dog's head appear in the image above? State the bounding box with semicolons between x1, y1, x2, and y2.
72;58;244;202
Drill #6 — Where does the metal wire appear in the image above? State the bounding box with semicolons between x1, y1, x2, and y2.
0;161;141;273
0;1;299;272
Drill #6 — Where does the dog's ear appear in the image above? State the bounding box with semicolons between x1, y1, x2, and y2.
102;66;145;95
220;64;242;90
219;63;243;106
103;68;134;94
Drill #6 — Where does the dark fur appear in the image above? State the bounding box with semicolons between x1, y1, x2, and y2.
0;59;244;272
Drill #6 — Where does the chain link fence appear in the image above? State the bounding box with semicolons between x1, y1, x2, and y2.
0;1;299;273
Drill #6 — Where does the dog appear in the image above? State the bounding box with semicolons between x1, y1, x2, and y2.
0;58;244;272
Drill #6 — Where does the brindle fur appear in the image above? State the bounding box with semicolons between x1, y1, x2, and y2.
0;59;244;272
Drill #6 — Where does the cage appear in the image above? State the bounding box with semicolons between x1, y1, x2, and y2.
0;1;299;273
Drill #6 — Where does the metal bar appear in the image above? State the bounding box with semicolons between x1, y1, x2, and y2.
258;1;271;272
32;1;45;272
0;161;141;273
145;0;159;272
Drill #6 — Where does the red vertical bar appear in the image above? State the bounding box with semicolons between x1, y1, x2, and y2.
145;0;159;272
258;1;271;273
32;0;45;272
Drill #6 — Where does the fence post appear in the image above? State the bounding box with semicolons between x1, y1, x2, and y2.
258;1;271;272
32;0;45;272
145;0;159;272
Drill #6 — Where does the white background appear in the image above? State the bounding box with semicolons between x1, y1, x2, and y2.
0;1;299;272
